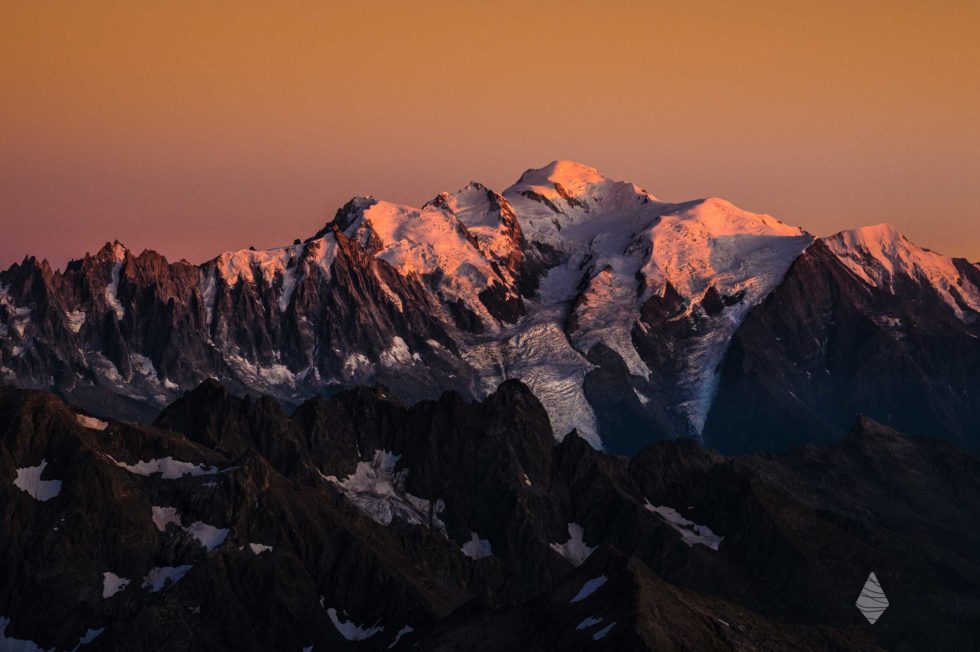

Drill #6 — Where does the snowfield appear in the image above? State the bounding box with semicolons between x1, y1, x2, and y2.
326;450;446;530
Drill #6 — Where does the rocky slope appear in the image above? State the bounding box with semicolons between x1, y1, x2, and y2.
1;381;978;650
1;162;979;454
704;228;980;453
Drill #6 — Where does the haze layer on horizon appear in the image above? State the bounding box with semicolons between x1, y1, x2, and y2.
2;0;978;268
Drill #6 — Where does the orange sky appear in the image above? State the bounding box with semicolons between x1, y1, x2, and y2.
2;0;978;267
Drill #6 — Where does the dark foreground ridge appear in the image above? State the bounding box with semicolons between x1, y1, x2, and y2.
1;381;978;650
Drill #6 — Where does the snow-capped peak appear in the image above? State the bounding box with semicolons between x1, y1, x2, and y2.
823;223;980;319
643;197;811;301
503;161;660;255
331;193;510;327
825;222;906;261
430;182;513;226
430;182;524;266
515;160;609;192
508;160;656;208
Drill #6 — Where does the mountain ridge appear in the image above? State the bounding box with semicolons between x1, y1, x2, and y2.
2;160;979;454
1;379;977;650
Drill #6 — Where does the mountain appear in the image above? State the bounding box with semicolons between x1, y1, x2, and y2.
1;161;979;455
704;224;980;453
1;381;977;650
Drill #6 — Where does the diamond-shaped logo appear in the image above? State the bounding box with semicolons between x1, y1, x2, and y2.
856;571;889;624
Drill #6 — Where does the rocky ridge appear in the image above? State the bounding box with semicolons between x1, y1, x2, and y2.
1;381;978;650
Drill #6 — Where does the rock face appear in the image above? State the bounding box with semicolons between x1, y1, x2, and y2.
2;162;980;454
1;381;978;651
704;235;980;454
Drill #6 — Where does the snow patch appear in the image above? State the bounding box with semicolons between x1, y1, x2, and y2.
343;353;372;377
570;575;608;603
388;625;414;648
13;460;62;501
109;455;220;479
151;506;228;550
380;336;413;366
550;523;595;566
151;506;181;531
104;259;126;320
592;622;616;640
0;617;52;652
142;565;193;592
645;502;723;550
576;616;603;631
102;572;130;598
248;543;273;554
76;414;108;430
326;608;383;642
184;521;229;551
329;450;445;531
72;627;104;649
225;353;297;389
460;532;493;560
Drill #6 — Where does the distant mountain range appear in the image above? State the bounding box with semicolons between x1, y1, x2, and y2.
2;161;979;454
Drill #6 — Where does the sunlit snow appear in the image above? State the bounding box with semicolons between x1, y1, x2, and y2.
337;197;503;327
76;414;108;430
825;223;980;320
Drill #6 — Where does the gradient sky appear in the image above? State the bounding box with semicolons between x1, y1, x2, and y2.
2;0;978;268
